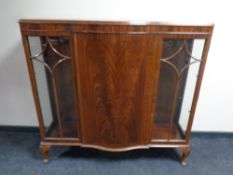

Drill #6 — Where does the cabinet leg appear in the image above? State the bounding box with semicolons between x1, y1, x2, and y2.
39;145;51;164
179;146;191;166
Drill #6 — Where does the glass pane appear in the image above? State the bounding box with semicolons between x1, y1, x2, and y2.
178;39;205;133
152;39;205;141
28;36;79;138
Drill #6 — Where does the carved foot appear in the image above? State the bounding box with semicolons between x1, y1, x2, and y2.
39;145;51;164
179;146;191;166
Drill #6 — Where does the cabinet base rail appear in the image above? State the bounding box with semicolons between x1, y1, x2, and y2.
39;142;191;166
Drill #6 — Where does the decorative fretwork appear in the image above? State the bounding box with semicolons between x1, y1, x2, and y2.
30;37;71;77
161;40;202;79
29;37;71;137
160;40;203;140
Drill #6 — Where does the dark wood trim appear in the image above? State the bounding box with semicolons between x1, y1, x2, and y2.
147;36;163;143
69;33;82;140
72;33;85;143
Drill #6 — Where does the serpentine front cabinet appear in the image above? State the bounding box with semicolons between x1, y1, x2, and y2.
19;20;213;165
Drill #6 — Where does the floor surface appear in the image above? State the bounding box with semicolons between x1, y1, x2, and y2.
0;131;232;175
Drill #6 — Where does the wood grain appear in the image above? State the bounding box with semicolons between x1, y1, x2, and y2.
75;34;160;147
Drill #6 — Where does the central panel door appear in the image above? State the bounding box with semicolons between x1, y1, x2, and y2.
75;33;161;148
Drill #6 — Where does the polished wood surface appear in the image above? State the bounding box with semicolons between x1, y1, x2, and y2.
75;34;160;147
19;20;214;165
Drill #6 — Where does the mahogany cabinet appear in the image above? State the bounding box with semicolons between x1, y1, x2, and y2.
19;20;213;165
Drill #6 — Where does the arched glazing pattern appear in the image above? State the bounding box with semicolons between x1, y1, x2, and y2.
28;36;78;138
152;39;205;141
161;40;202;78
30;37;71;76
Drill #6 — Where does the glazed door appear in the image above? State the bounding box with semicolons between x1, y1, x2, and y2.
26;35;80;140
151;38;206;142
75;34;161;148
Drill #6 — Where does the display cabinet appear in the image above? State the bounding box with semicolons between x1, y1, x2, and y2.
19;20;213;165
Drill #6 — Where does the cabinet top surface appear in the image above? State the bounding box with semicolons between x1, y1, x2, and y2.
19;19;214;36
19;19;214;27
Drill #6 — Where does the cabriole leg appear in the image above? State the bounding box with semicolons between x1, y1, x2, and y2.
179;146;191;166
39;145;51;164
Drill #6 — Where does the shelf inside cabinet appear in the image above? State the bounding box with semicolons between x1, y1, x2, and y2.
46;120;79;138
151;123;185;141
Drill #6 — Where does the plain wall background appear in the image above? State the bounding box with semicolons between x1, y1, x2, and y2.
0;0;232;132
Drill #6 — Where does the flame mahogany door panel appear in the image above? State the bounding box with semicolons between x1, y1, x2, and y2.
75;34;161;148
